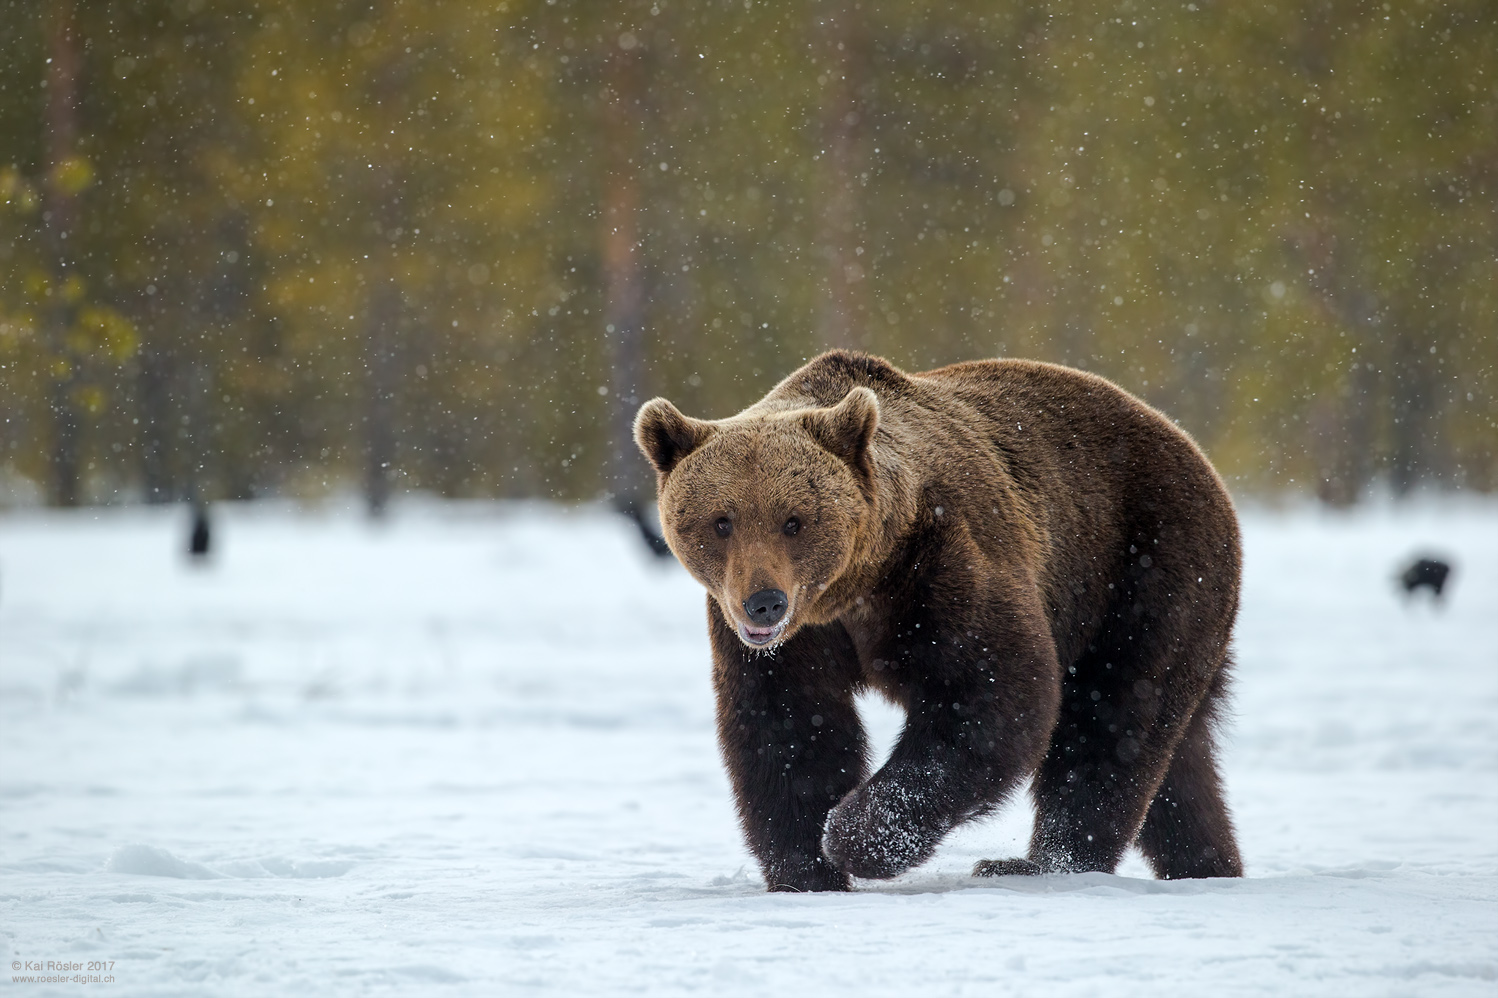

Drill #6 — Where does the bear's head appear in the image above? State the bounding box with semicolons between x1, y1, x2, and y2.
634;387;879;649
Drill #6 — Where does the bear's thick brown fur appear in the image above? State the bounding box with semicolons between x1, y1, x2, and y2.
635;350;1244;892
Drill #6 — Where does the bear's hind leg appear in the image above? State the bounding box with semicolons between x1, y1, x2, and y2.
1135;683;1243;879
1019;726;1176;875
976;629;1218;877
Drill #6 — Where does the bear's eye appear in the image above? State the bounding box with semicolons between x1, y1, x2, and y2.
783;517;800;537
714;517;733;539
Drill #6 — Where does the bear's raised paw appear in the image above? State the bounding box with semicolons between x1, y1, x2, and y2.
822;781;950;880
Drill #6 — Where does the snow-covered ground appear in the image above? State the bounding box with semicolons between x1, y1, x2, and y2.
1;497;1495;996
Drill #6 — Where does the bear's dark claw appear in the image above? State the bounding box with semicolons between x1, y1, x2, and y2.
972;857;1045;877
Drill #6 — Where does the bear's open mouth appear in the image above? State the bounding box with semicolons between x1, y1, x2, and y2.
738;617;790;648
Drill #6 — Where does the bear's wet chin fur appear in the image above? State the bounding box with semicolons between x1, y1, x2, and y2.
636;350;1245;891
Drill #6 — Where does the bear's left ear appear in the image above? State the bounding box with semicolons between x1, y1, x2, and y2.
804;386;879;499
634;397;714;476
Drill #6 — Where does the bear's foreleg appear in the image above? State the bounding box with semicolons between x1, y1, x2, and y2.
822;602;1061;881
1012;625;1237;877
820;687;1051;880
708;603;868;892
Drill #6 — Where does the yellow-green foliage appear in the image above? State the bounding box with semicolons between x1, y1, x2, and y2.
0;0;1492;502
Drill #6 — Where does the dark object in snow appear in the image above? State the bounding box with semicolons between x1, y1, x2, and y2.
189;505;211;558
619;502;673;559
636;350;1245;893
1399;556;1452;600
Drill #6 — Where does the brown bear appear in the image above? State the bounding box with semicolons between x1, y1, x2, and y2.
634;350;1243;892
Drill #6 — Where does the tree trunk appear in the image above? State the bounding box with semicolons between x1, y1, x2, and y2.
815;0;867;351
42;0;82;506
183;359;213;505
1293;231;1382;506
137;334;176;503
600;33;650;511
1310;357;1378;508
1388;247;1458;496
364;272;400;517
1388;321;1439;496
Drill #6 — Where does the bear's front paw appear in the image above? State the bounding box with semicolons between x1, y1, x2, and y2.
822;783;943;880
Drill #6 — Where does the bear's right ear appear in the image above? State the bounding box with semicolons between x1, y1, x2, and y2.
803;386;879;499
634;398;714;476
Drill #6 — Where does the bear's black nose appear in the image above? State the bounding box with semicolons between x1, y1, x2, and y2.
743;589;788;626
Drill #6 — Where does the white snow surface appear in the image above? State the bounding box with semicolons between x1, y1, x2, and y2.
1;498;1495;996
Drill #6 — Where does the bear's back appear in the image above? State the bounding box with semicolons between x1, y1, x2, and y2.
768;351;1163;443
915;357;1222;495
918;357;1149;434
918;359;1239;652
761;351;1229;527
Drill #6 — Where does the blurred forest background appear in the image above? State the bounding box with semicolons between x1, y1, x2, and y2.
1;0;1494;515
